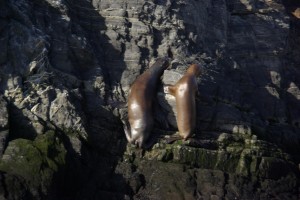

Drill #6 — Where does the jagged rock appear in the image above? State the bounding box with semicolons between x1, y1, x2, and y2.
157;69;183;128
0;0;299;199
0;96;8;157
120;131;299;199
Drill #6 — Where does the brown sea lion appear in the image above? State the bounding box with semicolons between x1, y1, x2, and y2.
124;57;169;148
167;64;201;140
292;8;300;19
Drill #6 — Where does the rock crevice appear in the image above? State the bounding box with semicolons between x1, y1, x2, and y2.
0;0;299;199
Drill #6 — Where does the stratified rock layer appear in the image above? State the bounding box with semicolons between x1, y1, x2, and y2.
0;0;299;199
119;131;298;199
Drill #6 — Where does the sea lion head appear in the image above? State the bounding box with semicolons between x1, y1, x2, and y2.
187;64;201;77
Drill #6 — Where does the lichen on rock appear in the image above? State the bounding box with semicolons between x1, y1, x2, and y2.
0;131;66;198
120;132;299;199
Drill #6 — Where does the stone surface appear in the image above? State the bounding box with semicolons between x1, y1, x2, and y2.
0;131;66;199
119;132;299;199
0;95;8;158
0;0;299;199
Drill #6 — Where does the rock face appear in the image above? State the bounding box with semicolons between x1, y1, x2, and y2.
0;96;8;157
0;0;299;199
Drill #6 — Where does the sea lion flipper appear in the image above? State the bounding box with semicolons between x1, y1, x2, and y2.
121;119;133;142
163;132;182;144
164;84;176;96
168;85;176;96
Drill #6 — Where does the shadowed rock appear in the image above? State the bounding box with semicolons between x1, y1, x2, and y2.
0;0;299;199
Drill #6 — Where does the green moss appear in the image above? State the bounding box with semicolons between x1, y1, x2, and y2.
0;131;67;192
0;139;43;182
193;149;213;168
174;140;184;145
171;146;219;168
236;154;252;176
215;151;240;173
33;130;66;170
250;157;260;173
161;148;174;162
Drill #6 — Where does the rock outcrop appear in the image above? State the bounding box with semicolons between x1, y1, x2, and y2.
0;0;299;199
0;96;8;157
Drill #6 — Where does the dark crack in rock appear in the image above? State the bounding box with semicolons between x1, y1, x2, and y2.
0;0;299;199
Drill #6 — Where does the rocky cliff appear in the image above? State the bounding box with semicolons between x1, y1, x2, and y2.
0;0;299;199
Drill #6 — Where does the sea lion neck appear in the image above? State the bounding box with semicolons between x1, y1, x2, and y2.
148;57;169;75
186;64;201;76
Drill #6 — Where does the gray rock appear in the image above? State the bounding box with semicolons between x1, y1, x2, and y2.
0;96;8;157
0;131;67;199
0;96;8;129
0;0;299;199
157;69;183;128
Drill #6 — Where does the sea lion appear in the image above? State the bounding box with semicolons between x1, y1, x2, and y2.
166;64;201;140
292;8;300;19
124;57;169;148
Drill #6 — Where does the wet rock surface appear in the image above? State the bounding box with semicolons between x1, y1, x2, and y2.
0;0;299;199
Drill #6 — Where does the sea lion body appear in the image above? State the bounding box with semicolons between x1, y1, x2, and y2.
168;64;201;140
125;58;169;148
